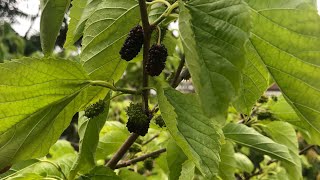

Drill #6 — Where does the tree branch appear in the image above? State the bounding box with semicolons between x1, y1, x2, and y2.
115;148;166;169
299;145;315;155
142;133;160;145
106;133;140;169
170;54;185;87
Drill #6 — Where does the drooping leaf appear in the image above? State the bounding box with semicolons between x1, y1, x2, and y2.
69;95;111;179
77;166;121;180
178;160;195;180
40;0;71;55
64;0;102;48
245;0;320;136
81;0;140;104
223;123;294;164
179;0;251;118
167;139;188;180
234;153;254;173
262;121;302;180
233;41;270;114
0;57;90;169
157;85;223;178
96;121;130;160
270;96;320;145
218;141;237;180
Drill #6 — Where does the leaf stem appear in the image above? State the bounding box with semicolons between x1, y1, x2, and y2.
170;54;185;87
146;0;171;7
151;1;179;26
115;148;166;169
90;80;150;95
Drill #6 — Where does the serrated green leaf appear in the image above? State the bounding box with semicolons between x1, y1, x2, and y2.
270;96;320;145
262;121;302;180
223;123;294;164
234;153;254;173
96;121;130;159
77;166;120;180
218;141;236;180
245;0;320;136
179;0;250;118
0;57;90;169
69;95;111;179
81;0;140;105
40;0;71;55
118;169;146;180
233;41;269;114
157;85;222;178
167;139;188;180
64;0;102;48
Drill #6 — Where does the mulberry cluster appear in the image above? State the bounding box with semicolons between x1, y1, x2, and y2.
146;44;168;76
154;115;166;128
126;103;150;136
84;100;105;118
143;158;154;171
119;25;144;61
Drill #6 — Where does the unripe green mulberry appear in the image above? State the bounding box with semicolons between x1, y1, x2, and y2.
146;44;168;76
154;115;166;128
143;158;154;171
126;103;150;136
84;100;105;118
119;25;144;61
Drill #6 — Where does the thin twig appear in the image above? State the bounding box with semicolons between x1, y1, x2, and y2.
115;148;166;169
142;133;160;145
170;54;185;87
299;145;315;155
106;133;140;169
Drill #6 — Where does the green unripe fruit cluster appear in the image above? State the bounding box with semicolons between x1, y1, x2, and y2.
84;100;105;119
154;115;166;128
126;103;150;136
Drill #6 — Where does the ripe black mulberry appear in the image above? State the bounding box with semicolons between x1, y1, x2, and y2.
126;103;150;136
119;25;144;61
84;100;105;118
146;44;168;76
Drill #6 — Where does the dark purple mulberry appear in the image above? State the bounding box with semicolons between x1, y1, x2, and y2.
126;103;150;136
119;25;144;61
146;44;168;76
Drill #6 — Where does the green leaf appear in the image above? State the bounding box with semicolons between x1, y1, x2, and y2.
245;0;320;136
178;160;195;180
118;169;146;180
233;41;270;114
69;95;111;179
0;57;90;169
234;153;254;173
167;139;188;180
179;0;251;118
157;86;223;178
77;166;120;180
40;0;71;55
6;173;43;180
64;0;102;48
81;0;140;104
262;121;302;180
223;123;294;164
1;140;77;179
96;121;130;159
270;96;320;145
218;141;236;180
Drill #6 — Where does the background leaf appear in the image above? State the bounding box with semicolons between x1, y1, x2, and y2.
77;166;120;180
166;139;188;180
234;153;254;173
178;160;195;180
262;121;302;180
223;123;294;164
245;0;320;136
218;141;236;180
40;0;71;55
0;57;89;169
179;0;250;118
69;94;111;179
157;85;222;178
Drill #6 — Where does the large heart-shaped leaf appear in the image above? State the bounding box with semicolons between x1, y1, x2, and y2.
223;123;294;164
179;0;251;118
245;0;320;135
157;86;222;178
0;57;90;169
40;0;71;55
